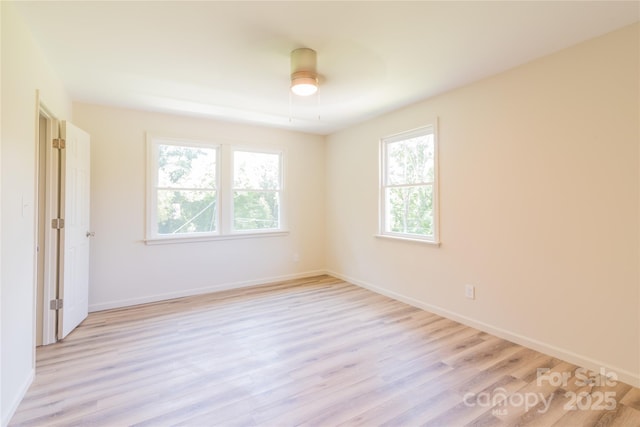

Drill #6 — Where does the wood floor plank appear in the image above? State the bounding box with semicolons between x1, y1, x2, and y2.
9;275;640;426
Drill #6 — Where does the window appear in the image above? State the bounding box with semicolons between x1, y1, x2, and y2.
233;150;282;232
380;123;439;243
147;136;285;243
150;140;218;238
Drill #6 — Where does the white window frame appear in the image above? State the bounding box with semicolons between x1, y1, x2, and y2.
379;121;440;245
146;136;220;242
230;147;285;234
146;135;288;244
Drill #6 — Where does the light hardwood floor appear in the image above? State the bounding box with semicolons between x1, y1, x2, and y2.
10;275;640;426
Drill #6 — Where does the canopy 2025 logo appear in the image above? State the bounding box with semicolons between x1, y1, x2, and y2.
537;367;618;411
463;367;619;415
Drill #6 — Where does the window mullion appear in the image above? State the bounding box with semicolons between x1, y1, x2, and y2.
219;144;232;235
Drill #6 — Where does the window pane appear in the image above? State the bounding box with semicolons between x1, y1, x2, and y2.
158;144;216;189
234;151;280;190
386;134;434;185
233;191;280;230
157;189;217;234
385;185;433;236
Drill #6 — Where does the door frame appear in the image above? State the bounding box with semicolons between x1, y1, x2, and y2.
34;94;59;346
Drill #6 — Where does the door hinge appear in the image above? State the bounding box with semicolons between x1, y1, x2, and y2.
53;138;66;149
50;299;64;310
51;218;65;229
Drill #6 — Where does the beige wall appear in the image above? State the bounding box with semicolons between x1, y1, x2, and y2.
72;103;326;311
1;2;72;425
326;24;640;384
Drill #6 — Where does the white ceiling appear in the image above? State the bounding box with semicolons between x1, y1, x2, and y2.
14;1;640;135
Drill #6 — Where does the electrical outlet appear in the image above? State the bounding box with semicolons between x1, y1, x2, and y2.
465;284;475;300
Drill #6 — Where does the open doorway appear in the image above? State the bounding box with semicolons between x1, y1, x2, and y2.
35;106;58;346
35;102;91;346
36;112;46;345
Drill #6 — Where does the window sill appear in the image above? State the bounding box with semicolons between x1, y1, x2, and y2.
145;230;290;245
374;234;441;247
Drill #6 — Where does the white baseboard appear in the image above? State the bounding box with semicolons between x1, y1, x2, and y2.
2;368;34;427
327;270;640;388
88;270;328;312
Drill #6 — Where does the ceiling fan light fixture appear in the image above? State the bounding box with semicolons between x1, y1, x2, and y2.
290;48;318;96
291;71;318;96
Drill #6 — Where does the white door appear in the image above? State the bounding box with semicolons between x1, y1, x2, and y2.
58;121;91;339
